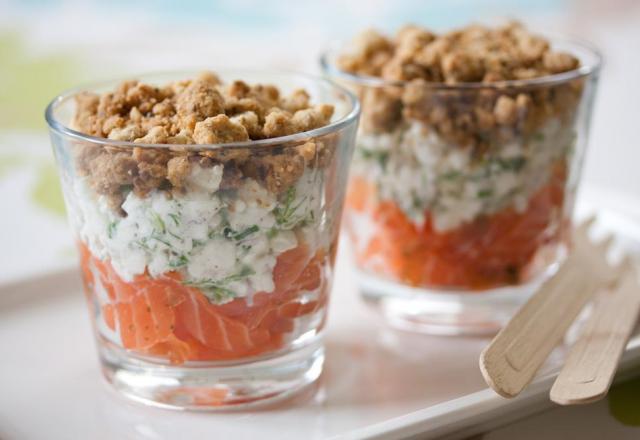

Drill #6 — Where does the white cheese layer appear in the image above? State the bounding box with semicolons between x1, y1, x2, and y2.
352;119;573;232
70;164;323;304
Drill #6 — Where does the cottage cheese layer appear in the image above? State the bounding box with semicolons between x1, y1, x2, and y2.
352;119;574;232
70;164;324;305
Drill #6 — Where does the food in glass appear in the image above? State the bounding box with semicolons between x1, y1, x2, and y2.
322;22;601;333
46;71;359;408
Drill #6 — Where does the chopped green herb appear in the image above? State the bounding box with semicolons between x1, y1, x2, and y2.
184;279;221;289
226;265;256;283
274;187;296;224
220;224;259;241
274;186;309;229
361;148;389;170
186;266;255;289
107;221;117;239
150;212;166;234
169;255;189;268
150;234;172;248
209;287;236;303
184;266;256;303
183;284;237;303
134;238;151;251
208;216;229;239
477;189;493;198
440;170;462;181
533;132;545;142
240;244;253;257
496;157;526;172
411;193;422;210
168;230;182;241
168;213;180;227
233;225;259;241
192;239;205;247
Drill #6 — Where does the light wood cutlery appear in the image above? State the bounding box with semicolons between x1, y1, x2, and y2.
480;217;640;404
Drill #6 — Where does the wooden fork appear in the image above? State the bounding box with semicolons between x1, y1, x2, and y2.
550;261;640;405
479;218;624;398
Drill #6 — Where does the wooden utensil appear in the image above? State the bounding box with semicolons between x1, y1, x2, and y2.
479;218;622;398
550;262;640;405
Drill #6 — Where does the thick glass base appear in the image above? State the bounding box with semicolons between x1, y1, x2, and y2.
99;337;324;410
357;261;561;336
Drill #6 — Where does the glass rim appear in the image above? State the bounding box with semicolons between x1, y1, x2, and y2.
45;68;361;150
320;31;603;90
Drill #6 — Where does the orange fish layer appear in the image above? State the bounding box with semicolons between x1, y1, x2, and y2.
78;242;329;364
345;162;569;290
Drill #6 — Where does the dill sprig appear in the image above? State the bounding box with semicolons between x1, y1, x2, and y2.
184;266;256;303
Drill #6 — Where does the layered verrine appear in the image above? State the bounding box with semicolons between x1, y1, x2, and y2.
46;71;358;408
322;23;601;333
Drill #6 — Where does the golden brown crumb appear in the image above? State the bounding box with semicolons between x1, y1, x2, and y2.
167;130;192;144
292;105;335;132
166;156;191;188
152;99;174;117
243;152;306;194
493;95;518;125
223;80;281;122
264;105;334;138
340;22;579;83
440;52;484;83
543;51;580;74
126;83;165;114
394;25;436;60
263;109;295;138
224;97;266;121
297;141;317;164
134;126;169;144
337;29;394;77
193;115;250;144
280;89;311;113
175;77;225;129
108;125;145;141
73;72;334;145
230;111;263;139
293;140;333;168
82;151;137;212
360;88;402;133
338;22;584;148
200;147;251;164
71;92;100;135
71;71;337;210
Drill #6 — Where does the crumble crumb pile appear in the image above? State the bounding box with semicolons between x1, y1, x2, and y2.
337;22;579;83
335;22;585;149
72;71;334;143
70;72;336;213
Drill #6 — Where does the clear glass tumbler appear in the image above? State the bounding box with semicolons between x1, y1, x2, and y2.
45;71;359;409
322;37;601;334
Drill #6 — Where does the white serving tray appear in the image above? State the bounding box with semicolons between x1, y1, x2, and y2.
2;185;640;440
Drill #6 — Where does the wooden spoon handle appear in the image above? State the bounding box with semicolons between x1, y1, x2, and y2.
480;222;619;398
550;264;640;405
479;255;601;397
